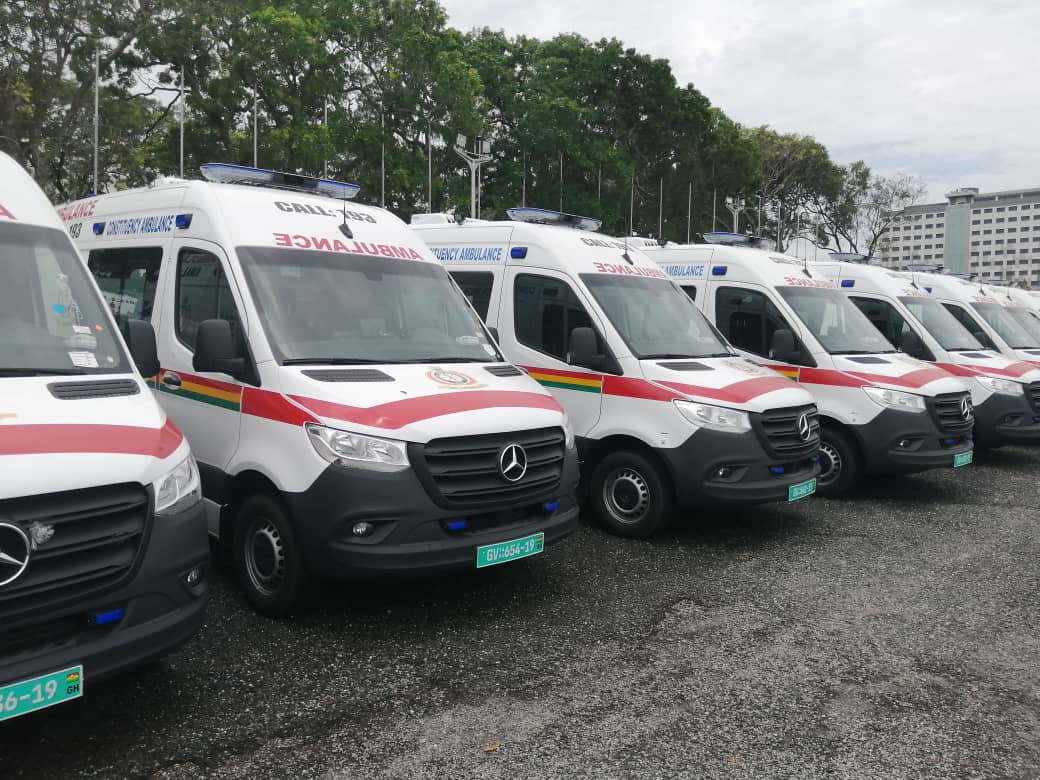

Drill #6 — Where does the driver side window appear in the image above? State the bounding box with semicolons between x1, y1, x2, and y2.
514;274;599;362
715;286;808;364
176;248;242;352
851;296;910;346
942;303;997;350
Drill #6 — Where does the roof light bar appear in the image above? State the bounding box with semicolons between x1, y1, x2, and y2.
701;232;777;250
199;163;360;200
506;207;601;232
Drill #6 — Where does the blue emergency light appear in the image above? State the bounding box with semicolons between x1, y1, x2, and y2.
711;266;727;276
506;207;602;232
447;520;467;531
92;222;105;235
199;163;360;200
175;213;193;229
840;279;855;288
90;608;124;626
511;246;528;259
543;501;560;511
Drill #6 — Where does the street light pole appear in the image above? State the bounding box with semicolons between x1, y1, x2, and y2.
725;195;746;233
453;136;492;220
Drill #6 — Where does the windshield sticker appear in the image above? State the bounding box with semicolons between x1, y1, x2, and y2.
274;201;377;223
662;264;705;278
429;246;503;263
426;368;486;390
55;200;96;223
102;214;176;236
0;203;15;220
68;351;99;369
592;261;668;279
272;233;424;260
482;343;497;356
782;277;836;288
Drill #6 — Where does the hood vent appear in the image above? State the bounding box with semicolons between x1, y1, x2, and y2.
47;379;141;399
301;369;394;382
657;361;712;371
845;356;890;364
484;364;523;377
959;352;991;359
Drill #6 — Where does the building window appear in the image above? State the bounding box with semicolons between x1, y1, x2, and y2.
984;219;993;224
984;208;993;213
1009;217;1018;222
997;218;1005;223
971;241;980;246
983;240;992;245
1009;205;1018;211
972;209;981;214
997;207;1005;212
971;252;980;257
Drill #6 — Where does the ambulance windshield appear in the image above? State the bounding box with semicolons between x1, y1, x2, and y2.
778;286;895;355
236;247;501;364
1000;306;1040;347
971;302;1039;349
580;274;731;359
0;221;128;375
899;297;983;351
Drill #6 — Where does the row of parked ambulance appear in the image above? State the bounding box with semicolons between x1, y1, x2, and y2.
4;154;1040;722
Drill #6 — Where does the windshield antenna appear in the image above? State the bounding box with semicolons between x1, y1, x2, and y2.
338;200;354;239
622;231;633;265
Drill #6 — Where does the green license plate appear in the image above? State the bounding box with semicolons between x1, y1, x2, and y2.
0;666;83;722
476;532;545;568
788;478;816;502
954;451;973;468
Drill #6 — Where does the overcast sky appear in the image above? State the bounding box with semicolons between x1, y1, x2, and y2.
441;0;1040;203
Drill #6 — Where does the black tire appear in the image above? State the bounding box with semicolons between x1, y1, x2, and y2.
816;425;861;497
233;493;311;618
589;450;673;539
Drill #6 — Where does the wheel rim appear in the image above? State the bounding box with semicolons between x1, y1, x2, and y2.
244;516;285;598
602;467;651;525
818;440;843;486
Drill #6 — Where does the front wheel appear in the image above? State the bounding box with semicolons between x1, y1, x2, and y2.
233;494;311;618
589;450;673;539
816;426;861;497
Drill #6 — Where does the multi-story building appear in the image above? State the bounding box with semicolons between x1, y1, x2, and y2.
878;186;1040;287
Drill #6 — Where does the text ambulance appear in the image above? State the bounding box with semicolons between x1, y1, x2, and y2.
413;209;822;539
0;153;208;722
64;165;578;617
644;239;975;496
810;261;1040;447
910;273;1040;369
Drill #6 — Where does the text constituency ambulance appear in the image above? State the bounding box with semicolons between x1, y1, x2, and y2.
65;165;579;617
0;152;208;722
413;208;822;539
645;239;975;495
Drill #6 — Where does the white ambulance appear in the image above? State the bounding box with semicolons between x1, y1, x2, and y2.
644;238;975;495
981;283;1040;354
412;209;822;540
910;273;1040;369
64;165;578;617
1;152;208;721
810;261;1040;447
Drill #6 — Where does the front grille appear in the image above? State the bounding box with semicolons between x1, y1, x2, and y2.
753;404;820;459
0;484;150;622
929;391;974;434
414;427;565;508
1028;382;1040;412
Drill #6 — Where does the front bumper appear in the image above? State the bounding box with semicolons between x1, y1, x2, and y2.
284;449;580;581
656;428;820;508
851;408;973;473
0;498;209;689
972;392;1040;447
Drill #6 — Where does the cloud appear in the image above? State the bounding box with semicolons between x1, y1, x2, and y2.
441;0;1040;201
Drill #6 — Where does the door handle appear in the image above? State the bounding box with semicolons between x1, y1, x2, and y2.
162;372;182;388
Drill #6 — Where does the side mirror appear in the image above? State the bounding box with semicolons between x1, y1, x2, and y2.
567;326;603;370
123;319;160;379
899;329;926;359
769;328;797;363
193;319;246;376
487;326;499;344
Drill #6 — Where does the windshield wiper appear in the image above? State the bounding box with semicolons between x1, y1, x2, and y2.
0;367;88;376
395;356;493;364
283;358;387;366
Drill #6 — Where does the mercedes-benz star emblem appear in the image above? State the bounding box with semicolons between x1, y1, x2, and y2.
797;413;813;442
961;396;973;421
498;443;528;483
0;522;31;587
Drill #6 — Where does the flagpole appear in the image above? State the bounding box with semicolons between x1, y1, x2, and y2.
93;47;100;192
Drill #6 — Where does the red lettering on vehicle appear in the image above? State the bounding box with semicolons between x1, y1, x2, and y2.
270;233;424;260
0;203;15;220
312;237;331;251
273;232;292;246
55;199;96;223
292;234;311;248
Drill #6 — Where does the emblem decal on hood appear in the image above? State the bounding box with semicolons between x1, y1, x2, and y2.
426;368;486;391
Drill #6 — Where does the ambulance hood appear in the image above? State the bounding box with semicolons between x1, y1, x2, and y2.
638;356;815;413
0;376;187;500
275;363;565;443
828;352;967;395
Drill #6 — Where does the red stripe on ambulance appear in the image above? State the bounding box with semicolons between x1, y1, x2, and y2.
0;419;183;458
658;376;799;404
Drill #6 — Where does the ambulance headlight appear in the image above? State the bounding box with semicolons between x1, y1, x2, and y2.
674;400;751;433
974;375;1022;396
306;424;410;472
862;386;926;413
561;410;576;450
153;454;202;516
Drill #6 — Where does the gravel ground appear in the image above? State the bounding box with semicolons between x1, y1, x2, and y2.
1;447;1039;779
